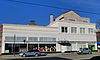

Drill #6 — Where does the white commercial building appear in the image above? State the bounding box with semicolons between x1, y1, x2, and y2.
0;10;97;54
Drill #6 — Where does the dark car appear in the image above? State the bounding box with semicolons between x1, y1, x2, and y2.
19;49;47;57
77;48;92;54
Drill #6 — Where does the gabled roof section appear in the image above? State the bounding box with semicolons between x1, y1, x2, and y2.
55;10;80;22
63;10;80;17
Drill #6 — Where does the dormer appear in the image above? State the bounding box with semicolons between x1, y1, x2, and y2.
55;10;90;23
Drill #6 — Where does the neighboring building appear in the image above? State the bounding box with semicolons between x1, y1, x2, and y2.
96;29;100;49
0;10;97;54
0;26;2;54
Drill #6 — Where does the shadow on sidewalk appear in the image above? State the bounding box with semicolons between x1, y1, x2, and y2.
6;57;72;60
81;56;100;60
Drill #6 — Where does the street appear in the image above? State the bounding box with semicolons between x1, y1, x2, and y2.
0;53;100;60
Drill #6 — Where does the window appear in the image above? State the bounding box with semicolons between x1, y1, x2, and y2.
80;28;85;34
61;27;67;33
5;36;14;41
88;28;94;34
28;37;38;42
39;37;56;42
61;27;64;32
16;37;27;41
71;27;77;33
65;27;67;32
68;18;76;21
82;19;88;22
5;36;27;42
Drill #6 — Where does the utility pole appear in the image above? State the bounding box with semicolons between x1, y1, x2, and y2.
13;34;16;56
23;40;28;51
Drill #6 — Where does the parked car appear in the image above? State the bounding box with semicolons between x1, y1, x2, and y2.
77;48;92;54
19;49;47;57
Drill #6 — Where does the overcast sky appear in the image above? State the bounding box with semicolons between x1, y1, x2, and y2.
0;0;100;25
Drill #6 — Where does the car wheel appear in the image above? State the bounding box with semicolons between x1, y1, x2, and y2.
91;52;92;54
23;54;26;57
35;54;38;57
89;52;92;54
81;52;83;54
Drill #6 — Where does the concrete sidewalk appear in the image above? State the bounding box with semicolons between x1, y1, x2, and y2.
0;53;74;58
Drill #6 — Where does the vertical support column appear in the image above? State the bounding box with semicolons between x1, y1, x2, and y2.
76;43;78;51
27;43;28;51
12;43;13;53
26;36;28;51
95;42;97;50
56;43;61;52
38;37;39;50
45;46;47;52
1;42;5;53
86;43;88;48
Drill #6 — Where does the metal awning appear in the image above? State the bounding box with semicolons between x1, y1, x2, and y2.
58;41;71;46
97;42;100;44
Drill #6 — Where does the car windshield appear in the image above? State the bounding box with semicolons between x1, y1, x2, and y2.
83;48;89;50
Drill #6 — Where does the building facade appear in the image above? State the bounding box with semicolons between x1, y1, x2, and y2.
0;10;97;54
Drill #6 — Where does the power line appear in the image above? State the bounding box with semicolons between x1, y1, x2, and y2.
8;0;100;15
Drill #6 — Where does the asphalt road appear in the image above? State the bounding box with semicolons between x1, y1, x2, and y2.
0;53;100;60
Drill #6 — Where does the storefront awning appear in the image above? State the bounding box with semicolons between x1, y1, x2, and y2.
97;42;100;44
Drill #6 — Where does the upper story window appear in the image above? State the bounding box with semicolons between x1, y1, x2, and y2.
28;37;38;42
39;37;56;42
16;37;27;41
71;27;77;33
5;36;27;42
5;36;14;41
80;28;85;34
88;28;94;34
61;27;67;33
68;18;76;21
82;19;88;22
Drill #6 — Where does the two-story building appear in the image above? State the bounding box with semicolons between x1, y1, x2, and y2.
0;10;97;54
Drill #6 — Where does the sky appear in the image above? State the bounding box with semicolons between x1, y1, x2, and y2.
0;0;100;26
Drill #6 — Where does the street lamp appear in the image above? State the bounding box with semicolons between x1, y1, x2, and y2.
23;40;28;51
23;40;26;44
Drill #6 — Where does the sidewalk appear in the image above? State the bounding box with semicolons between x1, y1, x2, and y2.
0;53;72;58
0;55;20;58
